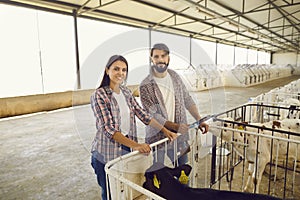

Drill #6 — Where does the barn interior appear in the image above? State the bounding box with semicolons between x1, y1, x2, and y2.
1;0;300;200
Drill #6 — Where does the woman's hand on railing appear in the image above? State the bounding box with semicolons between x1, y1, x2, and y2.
133;143;151;154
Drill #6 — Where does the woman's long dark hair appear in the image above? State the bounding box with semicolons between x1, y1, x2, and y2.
98;55;128;88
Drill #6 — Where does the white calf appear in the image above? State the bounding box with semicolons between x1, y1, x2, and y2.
210;118;300;193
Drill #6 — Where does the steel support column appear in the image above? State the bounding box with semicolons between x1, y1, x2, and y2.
73;9;81;89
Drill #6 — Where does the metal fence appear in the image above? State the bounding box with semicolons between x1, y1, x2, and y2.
209;104;300;199
104;104;300;200
104;136;180;200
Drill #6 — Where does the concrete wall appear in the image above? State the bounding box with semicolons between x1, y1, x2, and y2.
272;52;300;65
0;85;139;118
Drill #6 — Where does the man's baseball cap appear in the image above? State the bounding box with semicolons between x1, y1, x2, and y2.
151;43;170;55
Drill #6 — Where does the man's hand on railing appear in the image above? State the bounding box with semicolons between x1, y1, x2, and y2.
199;122;209;134
162;128;178;141
189;115;213;133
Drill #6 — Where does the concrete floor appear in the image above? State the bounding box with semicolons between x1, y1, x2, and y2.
1;75;300;200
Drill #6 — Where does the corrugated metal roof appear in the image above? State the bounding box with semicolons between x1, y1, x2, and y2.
4;0;300;53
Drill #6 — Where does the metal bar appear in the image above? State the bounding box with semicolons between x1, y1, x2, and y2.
111;175;166;200
210;135;217;186
225;1;300;16
151;6;190;29
2;0;279;52
1;0;73;16
242;0;245;13
215;42;218;65
189;35;192;67
182;0;295;51
210;125;300;144
134;0;286;52
73;9;81;89
233;45;236;65
148;25;152;69
36;11;45;94
253;129;260;193
77;0;92;15
282;134;290;199
78;0;120;15
211;0;299;52
268;0;300;33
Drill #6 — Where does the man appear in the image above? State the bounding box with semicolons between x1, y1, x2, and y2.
139;43;209;166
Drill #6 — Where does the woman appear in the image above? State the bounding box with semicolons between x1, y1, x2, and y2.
90;55;177;200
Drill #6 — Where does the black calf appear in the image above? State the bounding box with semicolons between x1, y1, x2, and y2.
143;163;281;200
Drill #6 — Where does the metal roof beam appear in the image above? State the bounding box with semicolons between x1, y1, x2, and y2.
77;0;120;16
211;0;299;52
179;0;295;51
268;0;300;33
224;1;300;16
134;0;285;51
4;0;297;53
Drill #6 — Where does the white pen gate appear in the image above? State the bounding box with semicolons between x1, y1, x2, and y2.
104;104;300;200
209;104;300;199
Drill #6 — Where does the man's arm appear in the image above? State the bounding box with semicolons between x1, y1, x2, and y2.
188;104;209;134
164;121;189;134
172;71;209;134
140;82;189;134
188;104;201;121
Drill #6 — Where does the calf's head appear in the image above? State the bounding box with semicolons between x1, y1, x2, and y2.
143;162;192;199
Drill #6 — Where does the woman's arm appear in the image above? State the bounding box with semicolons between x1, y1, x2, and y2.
91;90;117;138
112;131;151;153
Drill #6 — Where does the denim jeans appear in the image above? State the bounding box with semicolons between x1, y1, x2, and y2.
91;145;130;200
91;154;109;200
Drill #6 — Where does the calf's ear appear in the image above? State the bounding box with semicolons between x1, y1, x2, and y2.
180;164;192;176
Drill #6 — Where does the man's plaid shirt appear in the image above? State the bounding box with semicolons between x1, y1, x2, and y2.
139;69;196;147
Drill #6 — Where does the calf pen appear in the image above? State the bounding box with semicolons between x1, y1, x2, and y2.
104;127;216;200
104;137;179;200
104;104;300;200
209;104;300;199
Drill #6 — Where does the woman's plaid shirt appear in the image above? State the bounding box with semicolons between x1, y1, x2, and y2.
90;85;152;163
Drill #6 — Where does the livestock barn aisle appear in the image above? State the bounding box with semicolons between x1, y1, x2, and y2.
0;75;299;200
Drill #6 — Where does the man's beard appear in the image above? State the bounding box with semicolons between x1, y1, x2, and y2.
152;62;168;73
